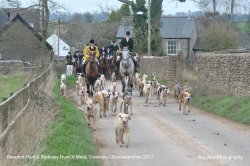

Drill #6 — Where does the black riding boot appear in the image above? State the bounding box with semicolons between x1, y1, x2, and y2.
83;64;86;74
117;60;120;71
133;59;139;72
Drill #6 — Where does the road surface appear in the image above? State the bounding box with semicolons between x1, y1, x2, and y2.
69;81;250;166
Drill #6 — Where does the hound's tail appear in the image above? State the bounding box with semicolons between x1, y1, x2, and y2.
152;74;156;80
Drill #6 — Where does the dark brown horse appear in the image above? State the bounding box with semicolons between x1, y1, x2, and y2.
99;54;108;77
108;52;118;78
85;52;98;96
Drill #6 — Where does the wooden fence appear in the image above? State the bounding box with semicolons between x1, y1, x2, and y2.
0;63;52;147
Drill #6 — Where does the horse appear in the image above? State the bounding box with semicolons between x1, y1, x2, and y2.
108;52;118;78
73;51;83;76
99;53;108;77
85;52;98;96
119;49;134;93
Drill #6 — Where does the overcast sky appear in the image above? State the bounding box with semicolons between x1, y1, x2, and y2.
21;0;199;15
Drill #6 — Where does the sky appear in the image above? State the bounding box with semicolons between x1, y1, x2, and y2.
21;0;200;15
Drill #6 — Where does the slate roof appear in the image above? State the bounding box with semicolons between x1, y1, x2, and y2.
159;16;195;39
116;16;196;39
60;34;75;47
0;8;40;30
0;12;10;29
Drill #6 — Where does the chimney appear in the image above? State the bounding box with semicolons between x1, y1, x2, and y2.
6;11;10;21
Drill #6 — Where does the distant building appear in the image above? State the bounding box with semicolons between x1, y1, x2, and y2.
116;16;198;59
176;12;187;16
0;13;52;63
0;8;41;30
47;33;75;59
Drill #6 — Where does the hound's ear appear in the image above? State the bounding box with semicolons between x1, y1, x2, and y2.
128;115;131;120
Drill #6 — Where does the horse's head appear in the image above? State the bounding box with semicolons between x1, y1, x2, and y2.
122;50;130;60
120;50;133;70
89;52;96;62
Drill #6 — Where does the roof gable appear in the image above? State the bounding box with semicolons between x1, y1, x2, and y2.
47;33;74;47
0;14;52;50
46;34;71;56
0;12;9;29
60;34;74;46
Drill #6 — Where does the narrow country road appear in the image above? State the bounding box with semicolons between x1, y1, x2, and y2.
69;81;250;166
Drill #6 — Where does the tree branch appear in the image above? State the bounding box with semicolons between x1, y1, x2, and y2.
117;0;135;6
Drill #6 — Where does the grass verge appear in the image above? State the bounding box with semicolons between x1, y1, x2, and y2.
192;90;250;124
34;75;100;166
0;74;28;100
235;22;250;33
148;74;168;85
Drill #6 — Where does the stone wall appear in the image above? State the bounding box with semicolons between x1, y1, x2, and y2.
196;53;250;96
139;56;177;84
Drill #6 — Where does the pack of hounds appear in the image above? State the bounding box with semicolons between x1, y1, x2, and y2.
60;72;192;148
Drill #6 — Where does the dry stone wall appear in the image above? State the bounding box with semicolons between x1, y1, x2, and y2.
139;56;177;84
196;53;250;96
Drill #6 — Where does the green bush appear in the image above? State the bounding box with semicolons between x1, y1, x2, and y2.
201;27;238;51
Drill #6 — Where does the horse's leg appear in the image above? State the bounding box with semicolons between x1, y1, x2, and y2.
91;78;97;96
79;65;82;73
120;75;125;93
90;81;94;97
86;78;92;97
87;84;90;95
100;67;103;75
129;75;134;90
103;67;106;77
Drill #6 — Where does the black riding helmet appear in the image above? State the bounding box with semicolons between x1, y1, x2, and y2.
90;39;95;44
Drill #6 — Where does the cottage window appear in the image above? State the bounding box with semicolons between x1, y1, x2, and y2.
167;40;180;55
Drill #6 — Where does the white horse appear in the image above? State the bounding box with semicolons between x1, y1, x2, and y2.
119;48;134;93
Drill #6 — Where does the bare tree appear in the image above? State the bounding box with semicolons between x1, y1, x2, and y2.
83;12;94;23
196;0;224;18
0;0;21;8
229;0;235;30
